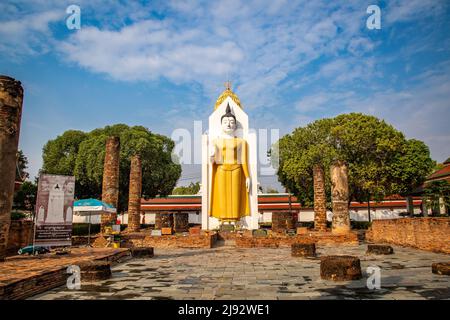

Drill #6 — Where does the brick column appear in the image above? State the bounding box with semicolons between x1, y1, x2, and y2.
127;155;142;232
0;76;24;261
330;160;350;234
101;136;120;229
313;164;327;231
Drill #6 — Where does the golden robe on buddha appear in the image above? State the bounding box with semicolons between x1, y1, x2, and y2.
209;137;250;221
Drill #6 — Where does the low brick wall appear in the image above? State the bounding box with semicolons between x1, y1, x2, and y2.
120;232;217;249
366;218;450;254
7;220;34;256
235;231;359;248
72;235;100;246
0;248;130;300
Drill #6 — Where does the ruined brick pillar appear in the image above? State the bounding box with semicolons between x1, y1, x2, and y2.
330;160;350;234
127;155;142;232
313;164;327;232
101;136;120;229
0;76;24;261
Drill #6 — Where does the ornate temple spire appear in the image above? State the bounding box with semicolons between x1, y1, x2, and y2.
214;81;242;110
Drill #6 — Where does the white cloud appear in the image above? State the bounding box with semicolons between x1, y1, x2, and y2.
59;21;244;82
0;10;61;56
385;0;446;24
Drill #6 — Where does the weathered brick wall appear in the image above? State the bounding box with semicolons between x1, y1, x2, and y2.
127;155;142;232
366;218;450;254
174;213;189;233
101;136;120;228
6;220;33;256
235;231;359;248
0;76;24;261
313;164;327;231
72;235;100;246
272;211;295;233
120;233;217;249
155;212;174;229
0;248;129;300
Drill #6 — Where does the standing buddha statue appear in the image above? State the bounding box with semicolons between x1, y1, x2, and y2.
208;103;251;222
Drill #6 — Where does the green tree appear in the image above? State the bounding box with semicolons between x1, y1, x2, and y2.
276;113;435;206
42;124;181;212
15;150;29;181
172;182;201;195
389;139;435;196
13;181;37;212
42;130;87;175
423;180;450;215
276;118;335;208
332;113;408;202
265;187;279;193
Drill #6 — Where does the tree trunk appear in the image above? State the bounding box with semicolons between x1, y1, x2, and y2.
127;155;142;232
0;76;24;261
101;136;120;230
331;160;350;234
313;164;327;231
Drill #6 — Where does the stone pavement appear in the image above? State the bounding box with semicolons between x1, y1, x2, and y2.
30;244;450;300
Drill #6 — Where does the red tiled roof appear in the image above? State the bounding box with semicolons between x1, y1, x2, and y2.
140;194;421;212
427;164;450;182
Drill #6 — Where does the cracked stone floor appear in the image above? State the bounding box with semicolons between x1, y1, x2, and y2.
30;244;450;300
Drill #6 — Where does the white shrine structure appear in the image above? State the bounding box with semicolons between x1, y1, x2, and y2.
201;84;259;230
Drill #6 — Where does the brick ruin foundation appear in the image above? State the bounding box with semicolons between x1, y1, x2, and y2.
7;220;33;256
118;232;217;249
154;212;189;233
366;218;450;254
271;211;295;233
235;231;359;248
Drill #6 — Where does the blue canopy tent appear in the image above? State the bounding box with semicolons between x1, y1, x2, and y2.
73;199;116;246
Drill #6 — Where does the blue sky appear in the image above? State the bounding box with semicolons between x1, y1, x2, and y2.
1;0;449;191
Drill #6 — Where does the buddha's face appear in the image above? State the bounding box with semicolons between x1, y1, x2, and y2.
221;116;236;134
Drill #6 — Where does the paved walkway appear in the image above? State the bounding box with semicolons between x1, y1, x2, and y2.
31;244;450;300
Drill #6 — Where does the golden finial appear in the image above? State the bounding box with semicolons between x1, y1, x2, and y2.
215;80;242;110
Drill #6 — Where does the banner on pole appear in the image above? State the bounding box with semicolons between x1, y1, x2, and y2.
35;174;75;247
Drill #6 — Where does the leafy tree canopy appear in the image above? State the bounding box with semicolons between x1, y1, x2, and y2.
276;113;435;205
172;182;201;195
265;187;280;194
13;181;37;212
42;124;182;212
423;180;450;213
16;149;29;181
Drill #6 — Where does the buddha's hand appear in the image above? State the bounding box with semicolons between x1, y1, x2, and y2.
209;149;215;163
246;177;250;192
